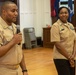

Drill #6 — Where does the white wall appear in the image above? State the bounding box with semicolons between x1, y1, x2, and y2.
19;0;52;43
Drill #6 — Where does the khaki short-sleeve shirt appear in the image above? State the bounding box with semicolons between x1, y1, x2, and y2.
51;19;76;59
0;17;23;65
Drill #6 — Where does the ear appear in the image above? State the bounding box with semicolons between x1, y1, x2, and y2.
2;9;6;15
2;9;6;13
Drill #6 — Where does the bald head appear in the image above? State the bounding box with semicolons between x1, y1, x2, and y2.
1;1;16;13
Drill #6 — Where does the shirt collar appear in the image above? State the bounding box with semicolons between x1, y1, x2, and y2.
57;19;70;26
0;17;13;29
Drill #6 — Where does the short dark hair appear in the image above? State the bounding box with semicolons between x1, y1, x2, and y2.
58;6;70;15
1;1;16;12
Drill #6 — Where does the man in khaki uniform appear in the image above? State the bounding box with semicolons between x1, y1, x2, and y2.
0;1;28;75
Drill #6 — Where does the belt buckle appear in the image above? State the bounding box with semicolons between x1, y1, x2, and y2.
15;65;19;69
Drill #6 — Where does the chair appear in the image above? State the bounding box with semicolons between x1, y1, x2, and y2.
23;28;37;49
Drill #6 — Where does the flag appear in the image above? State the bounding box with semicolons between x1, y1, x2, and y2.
68;0;74;22
50;0;56;17
54;0;60;17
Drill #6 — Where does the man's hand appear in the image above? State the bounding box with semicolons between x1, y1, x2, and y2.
12;33;22;44
23;72;28;75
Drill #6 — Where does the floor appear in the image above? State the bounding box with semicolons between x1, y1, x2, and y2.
23;47;58;75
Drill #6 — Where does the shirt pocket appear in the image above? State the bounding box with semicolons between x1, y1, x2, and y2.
60;28;69;39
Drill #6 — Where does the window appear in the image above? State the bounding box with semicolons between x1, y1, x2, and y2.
59;0;74;8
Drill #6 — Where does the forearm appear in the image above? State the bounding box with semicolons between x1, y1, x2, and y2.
55;42;70;59
0;33;22;57
0;39;15;57
72;41;76;57
20;53;27;71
